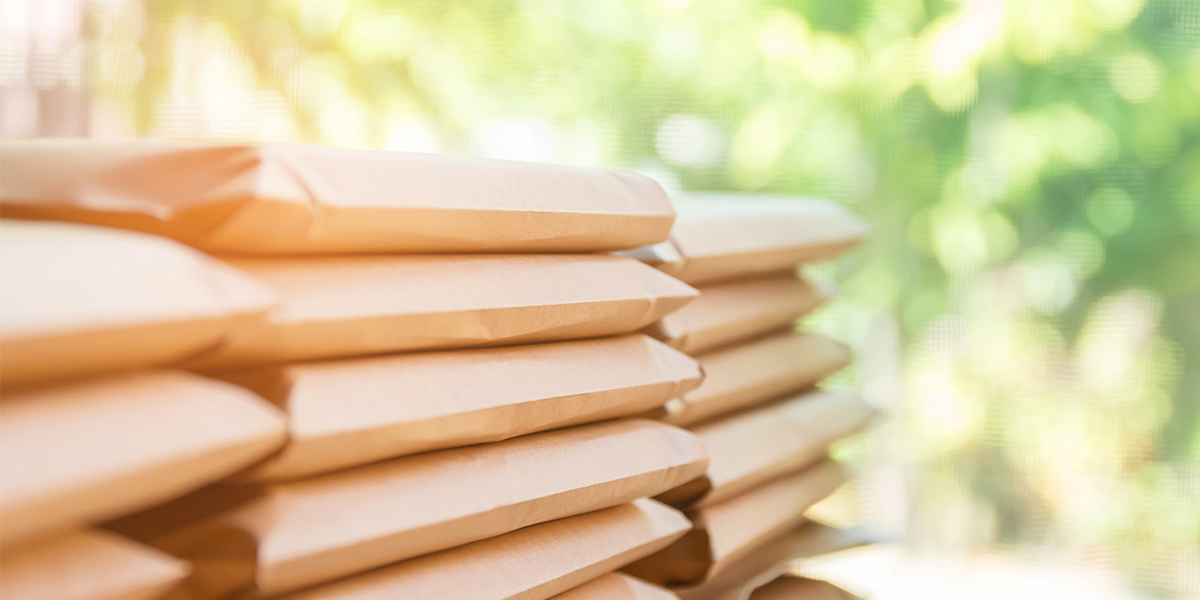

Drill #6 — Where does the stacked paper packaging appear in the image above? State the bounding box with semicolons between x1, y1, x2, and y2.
0;140;871;600
617;195;878;600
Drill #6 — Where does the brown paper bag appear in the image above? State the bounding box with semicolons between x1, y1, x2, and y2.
658;391;874;508
749;576;861;600
674;523;876;600
276;499;689;600
0;372;286;548
625;460;846;587
184;254;697;369
644;275;825;356
0;140;675;254
615;239;686;275
0;529;187;600
218;334;702;481
153;419;709;599
551;573;680;600
638;195;868;286
0;220;276;387
664;332;850;427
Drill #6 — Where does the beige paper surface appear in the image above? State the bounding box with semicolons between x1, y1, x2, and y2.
154;419;709;598
644;275;825;356
551;573;680;600
185;254;697;369
0;220;276;387
0;372;286;547
0;140;675;254
660;391;875;508
749;576;860;600
219;334;702;481
674;524;876;600
655;194;868;286
625;460;846;586
0;529;187;600
615;239;686;276
277;499;689;600
665;332;850;427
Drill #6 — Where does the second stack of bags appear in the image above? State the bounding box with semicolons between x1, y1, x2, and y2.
618;194;879;599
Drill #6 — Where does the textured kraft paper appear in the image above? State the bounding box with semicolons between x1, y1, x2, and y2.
153;419;709;599
644;275;825;356
749;576;860;600
615;239;685;275
675;524;876;600
658;391;874;508
274;500;689;600
664;332;850;427
0;529;188;600
0;220;277;387
185;254;698;369
551;573;680;600
0;140;676;254
631;194;868;286
625;460;847;587
0;371;287;548
219;334;703;481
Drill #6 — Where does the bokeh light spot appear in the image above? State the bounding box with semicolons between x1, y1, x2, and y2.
1086;186;1136;236
1109;51;1161;104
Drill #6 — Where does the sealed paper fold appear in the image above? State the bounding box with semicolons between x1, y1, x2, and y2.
615;239;685;277
153;419;709;599
0;220;277;387
276;499;690;600
551;572;681;600
0;372;287;547
674;523;877;600
749;576;861;600
658;391;875;508
626;460;847;587
644;275;825;356
0;529;188;600
219;334;703;481
636;194;868;286
665;332;850;427
0;140;677;254
185;254;698;369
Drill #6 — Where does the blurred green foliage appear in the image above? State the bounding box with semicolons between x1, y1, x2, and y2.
89;0;1200;595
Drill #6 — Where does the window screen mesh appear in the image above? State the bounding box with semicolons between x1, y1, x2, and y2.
3;1;1199;597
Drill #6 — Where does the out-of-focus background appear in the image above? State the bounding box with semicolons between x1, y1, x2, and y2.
2;0;1197;597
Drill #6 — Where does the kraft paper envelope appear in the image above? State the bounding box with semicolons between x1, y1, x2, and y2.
551;573;680;600
0;372;286;547
664;332;850;427
626;460;847;587
275;500;689;600
0;140;677;254
638;194;868;286
644;275;825;356
0;220;276;387
615;240;686;275
153;419;709;599
218;334;703;481
0;529;188;600
184;254;698;369
675;524;876;600
659;391;874;508
749;576;860;600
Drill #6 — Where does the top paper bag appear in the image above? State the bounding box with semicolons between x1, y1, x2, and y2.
624;194;867;286
0;140;676;254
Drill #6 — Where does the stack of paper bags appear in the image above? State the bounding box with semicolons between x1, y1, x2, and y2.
0;141;721;600
617;194;879;598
